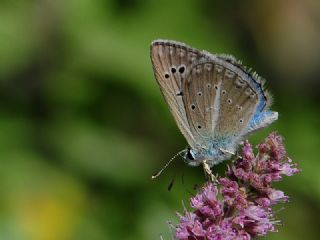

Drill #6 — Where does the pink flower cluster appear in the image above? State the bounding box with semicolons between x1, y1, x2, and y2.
175;133;299;240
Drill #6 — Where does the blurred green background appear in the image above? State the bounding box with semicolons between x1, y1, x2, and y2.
0;0;319;239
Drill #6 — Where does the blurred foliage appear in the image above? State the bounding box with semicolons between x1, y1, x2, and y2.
0;0;319;239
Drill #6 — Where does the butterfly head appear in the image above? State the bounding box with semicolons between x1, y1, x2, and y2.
183;143;235;167
183;147;206;167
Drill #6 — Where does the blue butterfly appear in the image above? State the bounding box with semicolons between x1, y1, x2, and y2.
150;40;277;172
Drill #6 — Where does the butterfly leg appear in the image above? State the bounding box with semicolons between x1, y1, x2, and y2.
203;160;218;184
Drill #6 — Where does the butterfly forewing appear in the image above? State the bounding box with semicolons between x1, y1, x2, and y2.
150;40;210;148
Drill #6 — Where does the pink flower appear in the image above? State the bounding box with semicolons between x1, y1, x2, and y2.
255;198;271;208
220;178;247;210
279;162;299;176
175;212;206;239
174;133;300;240
206;220;237;240
268;190;288;203
190;183;223;218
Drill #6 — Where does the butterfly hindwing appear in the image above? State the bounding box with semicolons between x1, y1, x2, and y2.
213;62;259;139
182;59;260;149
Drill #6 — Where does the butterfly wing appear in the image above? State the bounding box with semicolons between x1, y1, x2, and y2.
182;58;275;151
150;39;277;161
150;40;211;148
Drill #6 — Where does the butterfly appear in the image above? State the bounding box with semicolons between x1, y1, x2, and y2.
150;39;278;171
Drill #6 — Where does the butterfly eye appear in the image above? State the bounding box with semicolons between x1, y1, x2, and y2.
197;125;202;129
191;104;196;110
164;73;170;78
171;67;176;73
239;119;244;123
198;92;203;96
222;90;227;95
207;83;211;88
186;148;195;160
227;98;232;104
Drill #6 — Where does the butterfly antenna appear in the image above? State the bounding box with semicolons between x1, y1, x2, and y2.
152;149;186;179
